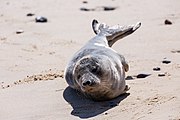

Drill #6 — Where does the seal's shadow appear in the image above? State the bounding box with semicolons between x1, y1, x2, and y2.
63;86;130;118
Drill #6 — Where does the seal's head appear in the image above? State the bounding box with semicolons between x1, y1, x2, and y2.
73;55;123;101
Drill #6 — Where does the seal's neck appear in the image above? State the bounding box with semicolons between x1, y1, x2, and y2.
88;35;109;47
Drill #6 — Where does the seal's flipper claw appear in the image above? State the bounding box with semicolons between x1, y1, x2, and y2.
124;85;130;92
133;22;141;31
123;63;129;72
119;54;129;72
92;19;99;34
121;85;130;94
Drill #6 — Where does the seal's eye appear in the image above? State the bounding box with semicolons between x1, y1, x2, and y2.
91;66;98;73
91;65;102;76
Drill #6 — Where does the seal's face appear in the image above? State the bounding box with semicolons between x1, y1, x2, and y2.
73;55;112;100
74;56;102;90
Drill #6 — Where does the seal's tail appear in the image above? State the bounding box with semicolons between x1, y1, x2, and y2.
92;19;141;47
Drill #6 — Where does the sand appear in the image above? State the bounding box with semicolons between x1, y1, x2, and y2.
0;0;180;119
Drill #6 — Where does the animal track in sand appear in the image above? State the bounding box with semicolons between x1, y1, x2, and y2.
130;94;177;120
144;94;176;106
0;69;64;89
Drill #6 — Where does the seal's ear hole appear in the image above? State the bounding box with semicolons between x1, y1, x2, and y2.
77;75;81;79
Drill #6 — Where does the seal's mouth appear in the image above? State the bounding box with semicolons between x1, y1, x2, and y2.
82;79;95;86
80;79;100;92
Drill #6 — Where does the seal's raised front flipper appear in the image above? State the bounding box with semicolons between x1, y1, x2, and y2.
92;19;141;47
123;85;130;92
119;54;129;72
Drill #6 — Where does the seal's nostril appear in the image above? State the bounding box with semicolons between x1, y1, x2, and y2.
82;80;91;86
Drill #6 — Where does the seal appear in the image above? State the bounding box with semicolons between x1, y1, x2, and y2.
64;19;141;101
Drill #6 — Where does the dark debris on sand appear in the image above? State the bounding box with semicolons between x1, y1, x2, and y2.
164;19;172;25
158;73;166;77
162;60;171;64
35;16;48;23
80;6;117;12
26;13;35;16
153;67;161;71
136;73;151;78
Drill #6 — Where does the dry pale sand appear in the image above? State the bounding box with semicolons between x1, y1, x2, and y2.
0;0;180;120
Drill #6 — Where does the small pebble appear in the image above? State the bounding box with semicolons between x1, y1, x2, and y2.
171;50;180;53
35;16;48;23
16;29;24;34
164;19;172;25
103;6;116;11
136;74;151;78
162;60;171;64
158;73;166;77
104;112;108;115
60;74;64;78
34;78;38;81
82;1;88;4
80;7;92;11
153;67;161;71
26;13;35;16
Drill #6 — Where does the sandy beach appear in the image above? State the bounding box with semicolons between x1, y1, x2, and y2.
0;0;180;119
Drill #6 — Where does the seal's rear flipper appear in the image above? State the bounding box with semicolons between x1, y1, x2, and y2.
92;19;141;47
107;22;141;47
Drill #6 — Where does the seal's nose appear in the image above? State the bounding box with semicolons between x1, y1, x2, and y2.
82;80;92;86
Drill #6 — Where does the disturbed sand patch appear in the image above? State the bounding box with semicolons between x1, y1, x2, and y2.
0;69;64;89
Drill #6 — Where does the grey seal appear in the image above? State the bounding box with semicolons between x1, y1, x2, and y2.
64;19;141;101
